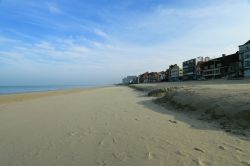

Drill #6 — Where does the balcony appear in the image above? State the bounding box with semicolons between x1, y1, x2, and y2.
244;62;250;69
203;73;221;76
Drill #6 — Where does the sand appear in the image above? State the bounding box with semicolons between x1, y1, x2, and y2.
130;79;250;129
0;86;250;166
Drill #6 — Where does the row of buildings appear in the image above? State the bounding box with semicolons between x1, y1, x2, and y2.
122;40;250;84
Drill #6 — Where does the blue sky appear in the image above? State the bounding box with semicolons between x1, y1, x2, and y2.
0;0;250;85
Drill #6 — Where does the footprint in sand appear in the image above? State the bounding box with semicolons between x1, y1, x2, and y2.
176;150;187;157
84;127;96;136
218;145;226;150
194;147;205;153
192;159;207;166
66;131;85;143
235;147;244;152
140;136;146;140
222;143;245;154
169;120;178;124
67;131;77;137
146;152;153;160
83;127;94;136
241;161;250;166
112;137;117;144
97;160;107;166
112;152;131;162
98;140;104;148
146;152;157;160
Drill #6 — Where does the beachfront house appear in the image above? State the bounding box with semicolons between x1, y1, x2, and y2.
202;53;241;79
165;69;171;82
183;58;197;81
204;57;210;62
148;72;160;83
179;68;183;81
183;57;207;81
159;71;167;82
139;72;149;83
170;64;182;81
138;72;161;83
168;65;175;81
122;76;138;84
239;40;250;77
196;61;204;80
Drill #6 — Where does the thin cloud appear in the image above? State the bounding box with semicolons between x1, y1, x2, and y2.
0;36;17;43
93;28;109;38
47;3;62;14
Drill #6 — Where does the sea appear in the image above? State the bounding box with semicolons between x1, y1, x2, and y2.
0;85;95;95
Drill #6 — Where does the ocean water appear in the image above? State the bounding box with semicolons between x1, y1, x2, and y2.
0;85;92;95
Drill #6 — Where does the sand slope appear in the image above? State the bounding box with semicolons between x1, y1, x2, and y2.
0;86;249;166
130;80;250;128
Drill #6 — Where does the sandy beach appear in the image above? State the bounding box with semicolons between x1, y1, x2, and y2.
0;85;250;166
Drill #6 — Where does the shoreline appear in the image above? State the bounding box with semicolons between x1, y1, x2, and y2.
0;84;113;96
0;85;112;105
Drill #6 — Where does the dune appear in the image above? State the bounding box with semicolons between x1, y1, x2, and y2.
130;79;250;130
0;86;249;166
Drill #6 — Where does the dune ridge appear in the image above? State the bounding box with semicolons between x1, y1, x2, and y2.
129;80;250;130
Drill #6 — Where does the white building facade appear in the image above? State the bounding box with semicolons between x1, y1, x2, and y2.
239;40;250;77
170;65;182;81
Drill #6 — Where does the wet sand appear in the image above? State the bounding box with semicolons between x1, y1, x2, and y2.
0;86;249;166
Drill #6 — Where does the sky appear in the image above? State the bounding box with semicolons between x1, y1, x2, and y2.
0;0;250;85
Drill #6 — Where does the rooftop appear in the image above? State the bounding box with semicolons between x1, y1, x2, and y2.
239;40;250;46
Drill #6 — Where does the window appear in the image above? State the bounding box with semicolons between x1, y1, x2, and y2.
217;63;222;67
245;54;250;59
245;60;250;67
210;65;215;68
